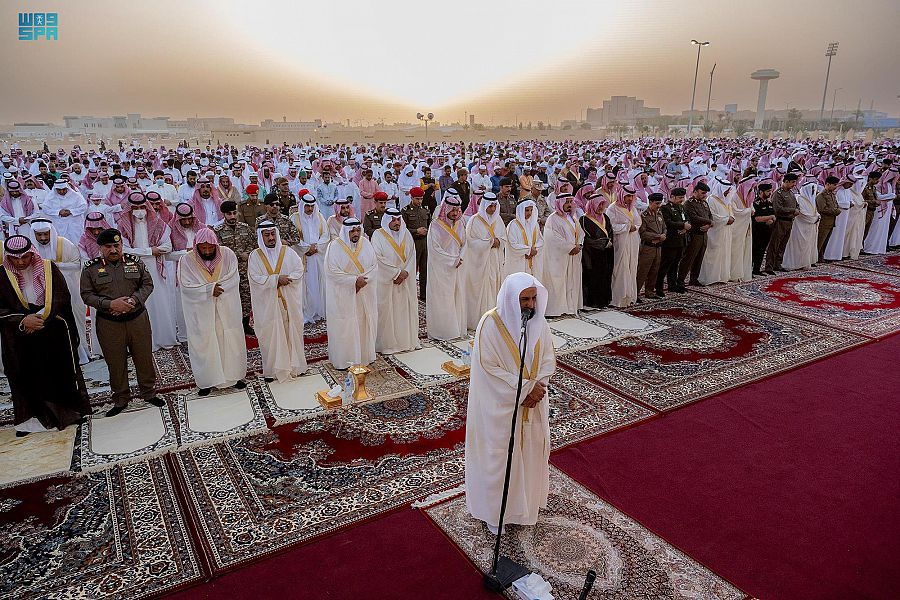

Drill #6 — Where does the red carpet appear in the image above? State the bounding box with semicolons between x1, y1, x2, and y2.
552;333;900;600
165;507;494;600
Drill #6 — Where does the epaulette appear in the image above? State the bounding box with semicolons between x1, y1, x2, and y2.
123;253;141;263
84;257;102;268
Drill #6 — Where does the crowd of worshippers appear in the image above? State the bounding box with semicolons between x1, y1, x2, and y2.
0;138;897;434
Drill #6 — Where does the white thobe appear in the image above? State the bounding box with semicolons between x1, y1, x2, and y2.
729;198;753;282
862;197;894;255
124;221;178;350
426;219;467;340
465;313;555;527
324;238;378;368
0;197;32;237
504;218;544;281
248;246;307;382
824;189;853;261
34;237;89;364
372;228;420;354
606;204;640;308
169;228;196;343
543;212;583;315
699;193;734;284
178;247;247;389
41;191;88;243
464;215;506;329
844;186;867;260
783;195;820;270
290;212;329;323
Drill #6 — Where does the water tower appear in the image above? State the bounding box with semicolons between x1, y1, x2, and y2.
751;69;780;130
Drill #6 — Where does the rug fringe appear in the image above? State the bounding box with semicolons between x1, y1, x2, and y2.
271;412;322;427
0;469;74;489
412;484;466;508
75;443;177;475
176;425;270;450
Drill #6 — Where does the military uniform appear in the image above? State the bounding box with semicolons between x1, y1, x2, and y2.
363;209;387;238
678;198;713;285
497;193;518;226
862;182;878;236
402;203;431;301
657;202;689;293
238;196;266;227
214;221;258;317
764;186;799;272
637;209;666;297
256;212;300;246
80;253;156;408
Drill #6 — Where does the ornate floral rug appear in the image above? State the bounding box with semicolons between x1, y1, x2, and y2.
560;295;863;411
172;369;647;573
424;466;745;600
835;252;900;278
699;265;900;339
0;459;203;599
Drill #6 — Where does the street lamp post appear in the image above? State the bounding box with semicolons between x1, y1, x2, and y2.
705;62;717;129
819;42;839;127
687;40;710;136
417;112;434;142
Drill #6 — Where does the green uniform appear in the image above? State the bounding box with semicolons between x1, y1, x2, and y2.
256;212;300;246
80;253;156;408
402;204;430;301
214;221;258;317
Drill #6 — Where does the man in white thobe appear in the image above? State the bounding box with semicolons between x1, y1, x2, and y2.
116;192;179;350
464;193;507;330
823;177;854;261
844;174;868;260
372;209;420;354
606;188;640;308
862;172;896;255
426;196;467;340
783;181;820;270
324;217;378;368
40;180;88;244
0;181;37;238
465;272;556;533
504;199;544;281
29;218;89;364
543;192;584;315
178;228;247;395
729;177;755;282
698;178;735;285
248;221;307;382
289;193;328;323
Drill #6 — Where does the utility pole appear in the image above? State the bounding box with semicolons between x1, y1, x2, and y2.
687;40;710;135
705;62;717;127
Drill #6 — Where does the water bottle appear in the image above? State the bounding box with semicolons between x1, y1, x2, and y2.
342;373;353;405
461;350;471;367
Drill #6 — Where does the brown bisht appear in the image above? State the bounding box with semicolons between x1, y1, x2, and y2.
0;260;90;430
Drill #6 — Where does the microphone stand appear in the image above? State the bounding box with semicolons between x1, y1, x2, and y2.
483;312;532;592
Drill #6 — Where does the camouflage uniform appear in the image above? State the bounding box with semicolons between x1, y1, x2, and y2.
255;212;300;247
214;221;258;317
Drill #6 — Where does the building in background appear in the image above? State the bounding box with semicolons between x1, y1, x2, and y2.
585;96;661;126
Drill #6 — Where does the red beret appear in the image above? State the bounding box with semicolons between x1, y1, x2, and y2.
245;184;259;195
409;186;424;198
297;188;310;197
373;191;388;201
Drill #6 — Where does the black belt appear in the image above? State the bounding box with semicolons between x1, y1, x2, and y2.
776;216;795;222
97;307;145;323
641;242;661;247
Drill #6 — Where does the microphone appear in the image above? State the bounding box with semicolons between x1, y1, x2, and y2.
577;570;596;600
521;307;534;327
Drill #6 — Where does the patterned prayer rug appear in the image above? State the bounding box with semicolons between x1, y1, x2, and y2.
699;265;900;339
173;386;270;449
560;295;863;411
0;459;203;599
75;401;180;473
172;370;646;572
549;310;669;354
837;252;900;278
425;466;745;600
0;426;77;488
320;356;419;402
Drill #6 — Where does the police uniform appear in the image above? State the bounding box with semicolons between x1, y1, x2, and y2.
402;203;431;301
255;212;300;246
363;209;386;239
238;195;266;226
80;243;157;411
214;221;258;318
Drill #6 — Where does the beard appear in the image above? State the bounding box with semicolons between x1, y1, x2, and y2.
198;249;217;261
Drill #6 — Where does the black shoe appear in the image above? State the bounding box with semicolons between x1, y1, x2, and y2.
146;396;165;407
105;405;126;418
234;380;247;390
673;285;687;293
752;270;762;275
264;377;275;383
15;431;29;438
654;289;666;298
763;270;776;275
635;298;643;304
197;388;211;397
775;268;788;272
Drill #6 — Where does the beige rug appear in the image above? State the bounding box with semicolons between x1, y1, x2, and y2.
0;426;77;486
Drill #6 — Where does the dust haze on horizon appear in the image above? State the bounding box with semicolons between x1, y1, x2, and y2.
4;0;899;126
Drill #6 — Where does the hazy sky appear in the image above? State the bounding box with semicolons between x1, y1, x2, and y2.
4;0;899;125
